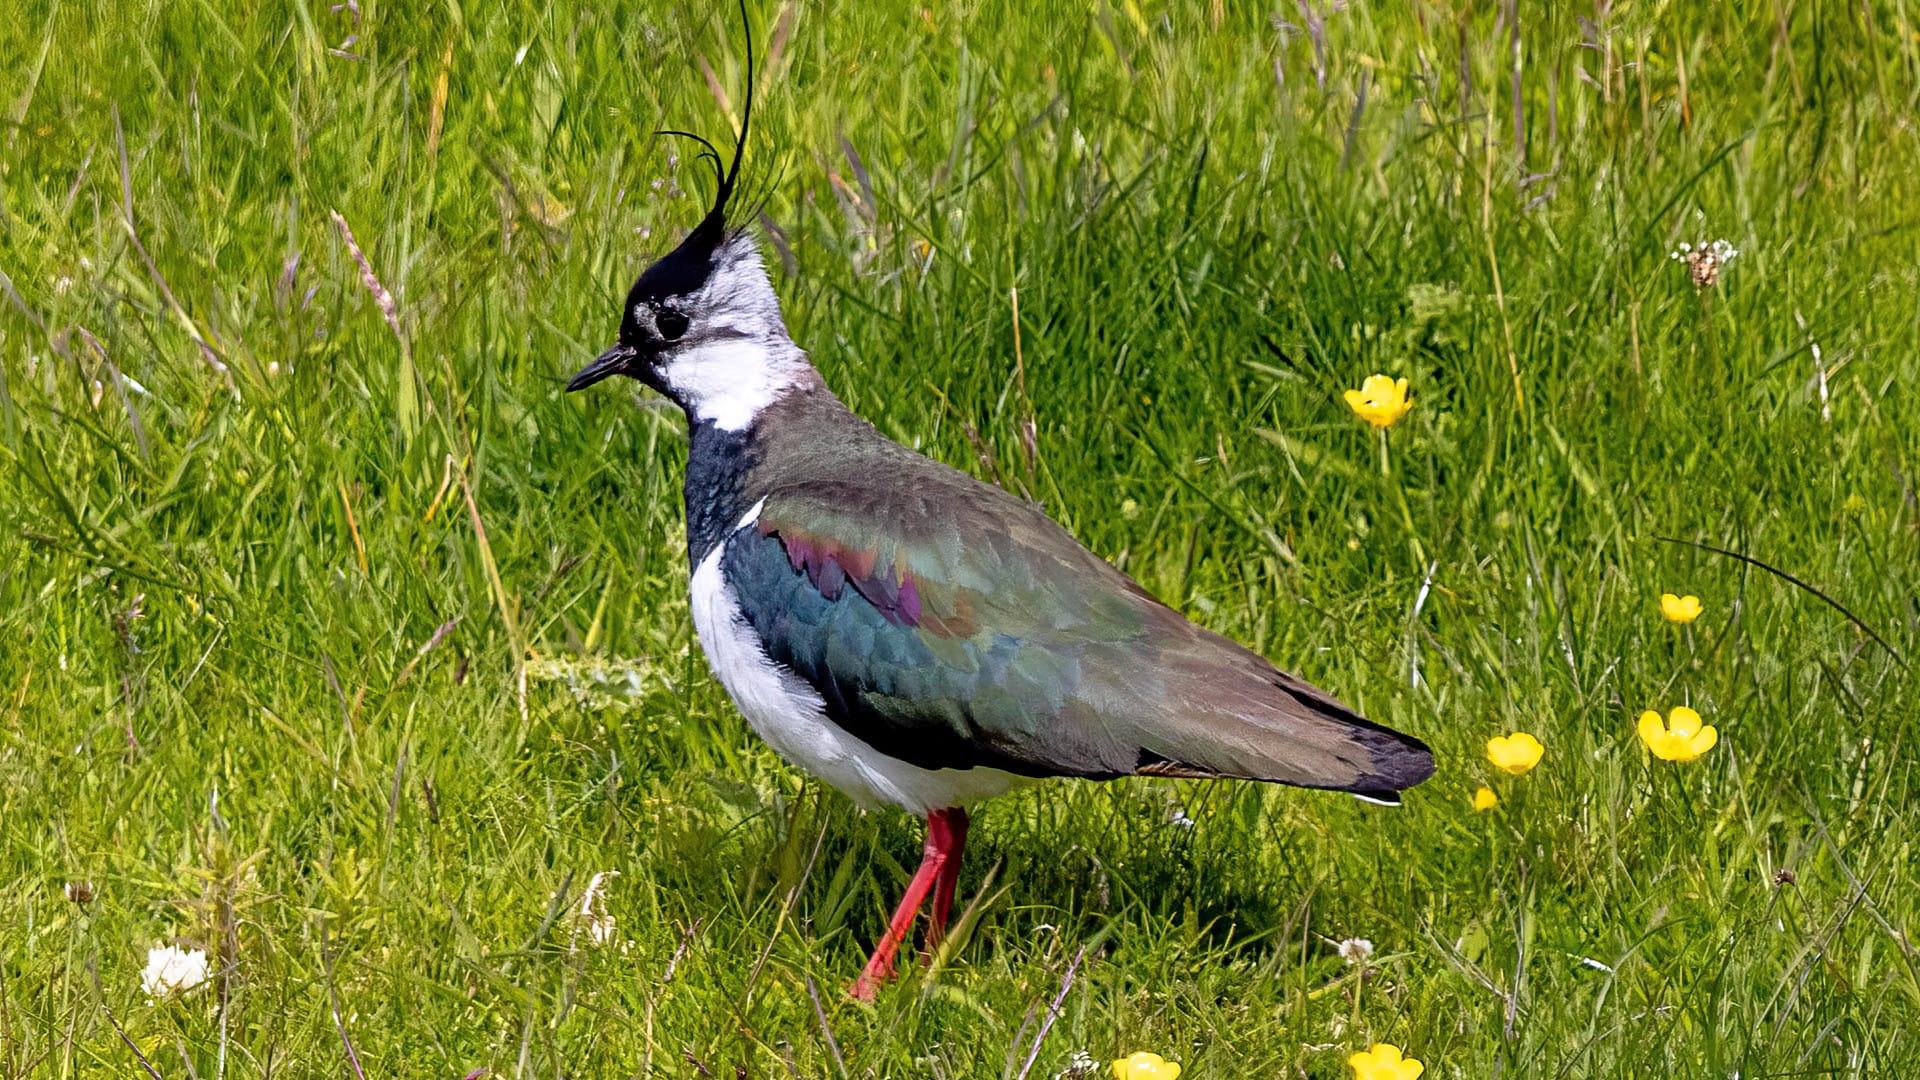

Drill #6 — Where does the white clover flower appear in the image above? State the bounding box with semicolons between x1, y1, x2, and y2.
142;945;210;1000
1336;937;1375;966
1167;806;1196;829
1055;1050;1100;1079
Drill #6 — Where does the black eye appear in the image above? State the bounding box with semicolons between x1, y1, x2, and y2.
656;309;689;342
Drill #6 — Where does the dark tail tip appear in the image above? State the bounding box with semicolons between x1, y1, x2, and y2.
1353;726;1436;798
1272;675;1435;794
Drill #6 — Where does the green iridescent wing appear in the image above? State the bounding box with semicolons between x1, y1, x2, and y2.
721;458;1432;799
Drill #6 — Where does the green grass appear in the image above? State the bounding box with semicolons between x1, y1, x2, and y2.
4;1;1920;1076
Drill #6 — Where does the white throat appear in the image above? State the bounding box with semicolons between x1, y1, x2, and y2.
662;338;810;431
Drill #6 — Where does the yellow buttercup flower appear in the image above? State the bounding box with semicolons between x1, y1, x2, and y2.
1349;1043;1425;1080
1471;786;1498;811
1659;593;1703;624
1485;732;1544;776
1637;706;1718;762
1111;1051;1181;1079
1344;375;1413;429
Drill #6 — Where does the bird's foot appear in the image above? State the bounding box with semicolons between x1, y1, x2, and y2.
849;947;899;1000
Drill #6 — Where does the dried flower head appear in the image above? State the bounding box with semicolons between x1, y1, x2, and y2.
65;881;96;905
1669;239;1740;288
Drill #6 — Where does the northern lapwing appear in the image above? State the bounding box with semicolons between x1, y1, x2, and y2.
568;17;1436;999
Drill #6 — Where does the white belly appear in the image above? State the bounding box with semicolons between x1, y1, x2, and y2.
688;499;1029;815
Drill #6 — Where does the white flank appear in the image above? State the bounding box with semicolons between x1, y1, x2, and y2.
689;500;1028;813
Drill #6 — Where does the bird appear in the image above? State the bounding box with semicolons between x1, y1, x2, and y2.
567;12;1435;1000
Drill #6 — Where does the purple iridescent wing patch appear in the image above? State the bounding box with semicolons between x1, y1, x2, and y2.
762;524;928;629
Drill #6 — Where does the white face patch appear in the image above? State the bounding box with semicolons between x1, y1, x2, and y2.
650;234;810;432
660;338;809;432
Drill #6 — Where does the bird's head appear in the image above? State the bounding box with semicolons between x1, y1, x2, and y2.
567;202;806;430
568;5;808;431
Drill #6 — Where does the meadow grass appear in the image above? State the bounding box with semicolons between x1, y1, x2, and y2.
4;1;1919;1076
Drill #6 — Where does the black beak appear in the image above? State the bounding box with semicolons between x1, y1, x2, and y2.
566;344;638;392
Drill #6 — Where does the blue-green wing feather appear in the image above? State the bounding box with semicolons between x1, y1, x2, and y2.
721;468;1432;796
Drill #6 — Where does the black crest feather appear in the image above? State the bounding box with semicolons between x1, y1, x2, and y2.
657;0;754;247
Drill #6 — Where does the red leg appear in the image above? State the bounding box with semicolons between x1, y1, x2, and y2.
926;808;970;949
849;807;968;1000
